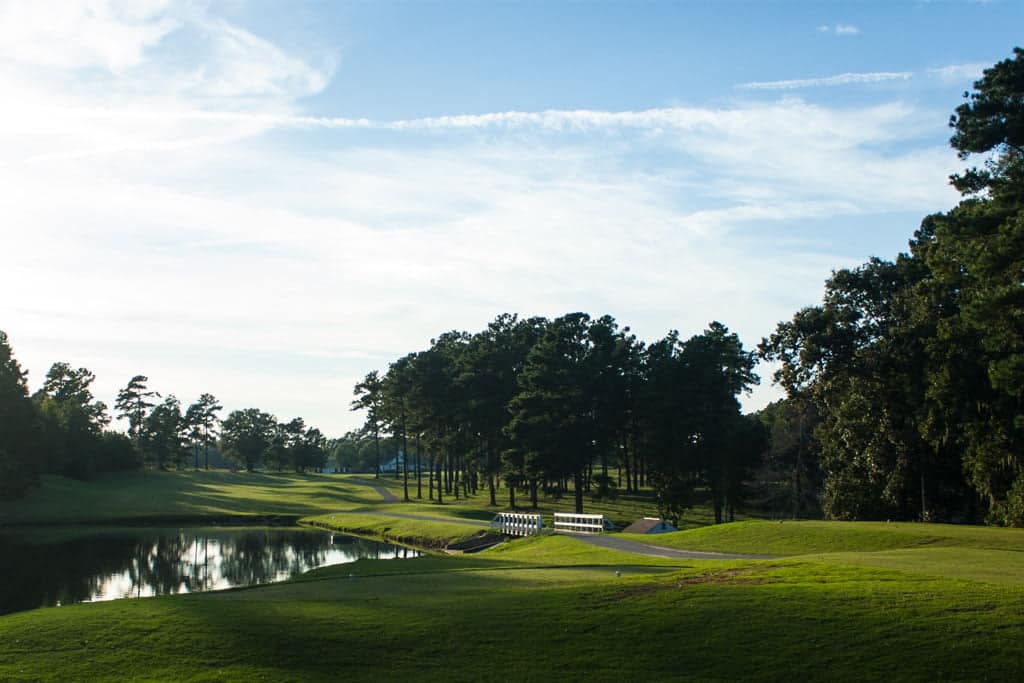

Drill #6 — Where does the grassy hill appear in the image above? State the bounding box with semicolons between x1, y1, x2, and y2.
2;472;1023;680
1;533;1022;681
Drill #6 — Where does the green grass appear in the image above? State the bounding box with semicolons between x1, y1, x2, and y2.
0;471;384;525
622;519;1024;555
4;471;1024;680
304;511;489;548
374;478;727;529
1;535;1022;681
0;470;707;528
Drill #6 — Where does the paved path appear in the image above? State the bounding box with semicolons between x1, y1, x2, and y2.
558;532;776;560
346;479;488;527
351;477;399;503
345;479;771;557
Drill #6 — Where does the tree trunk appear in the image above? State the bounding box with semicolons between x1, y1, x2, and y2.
436;459;444;504
530;479;538;509
402;431;409;502
793;410;804;519
509;480;516;509
573;472;584;514
416;433;422;500
453;457;461;500
920;469;928;521
624;445;633;493
374;427;380;479
489;474;497;506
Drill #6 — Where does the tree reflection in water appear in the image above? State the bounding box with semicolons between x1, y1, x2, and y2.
0;528;417;615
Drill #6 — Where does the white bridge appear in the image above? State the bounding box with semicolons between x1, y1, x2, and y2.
553;512;616;534
490;512;544;537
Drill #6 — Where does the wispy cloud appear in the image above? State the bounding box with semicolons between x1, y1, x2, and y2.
0;0;179;70
928;63;986;83
0;0;333;104
0;3;964;433
739;71;912;91
817;23;860;36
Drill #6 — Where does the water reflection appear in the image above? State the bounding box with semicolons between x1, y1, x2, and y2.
0;527;418;615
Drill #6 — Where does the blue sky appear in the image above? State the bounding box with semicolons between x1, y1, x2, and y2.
0;0;1020;434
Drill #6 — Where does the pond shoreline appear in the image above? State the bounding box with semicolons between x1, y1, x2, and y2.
0;525;421;615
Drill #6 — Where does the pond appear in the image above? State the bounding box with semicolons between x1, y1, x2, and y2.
0;526;420;615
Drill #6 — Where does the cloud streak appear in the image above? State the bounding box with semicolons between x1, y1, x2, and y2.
739;71;912;91
0;3;966;434
817;23;860;36
928;63;986;83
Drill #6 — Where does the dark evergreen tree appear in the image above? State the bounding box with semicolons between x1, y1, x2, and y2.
0;331;40;497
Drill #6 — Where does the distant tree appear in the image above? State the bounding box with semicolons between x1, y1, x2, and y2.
352;371;384;478
382;355;417;501
755;398;821;519
114;376;159;445
33;362;110;478
641;323;758;524
142;395;187;470
949;47;1024;199
330;430;364;472
194;393;222;470
683;322;759;523
760;257;939;521
0;330;40;497
506;313;614;514
459;314;547;506
221;408;275;472
183;401;205;470
294;426;328;473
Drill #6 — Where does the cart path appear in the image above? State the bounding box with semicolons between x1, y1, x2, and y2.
350;477;399;503
345;479;773;556
558;531;777;560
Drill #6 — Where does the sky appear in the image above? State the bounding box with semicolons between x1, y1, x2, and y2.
1;0;1021;436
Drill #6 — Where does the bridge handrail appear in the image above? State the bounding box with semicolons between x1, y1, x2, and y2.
552;512;612;534
490;512;544;537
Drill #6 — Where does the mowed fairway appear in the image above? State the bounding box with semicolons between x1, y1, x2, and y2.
0;471;385;525
2;473;1023;681
1;535;1023;681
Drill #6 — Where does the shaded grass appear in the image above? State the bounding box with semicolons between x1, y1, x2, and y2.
377;483;726;529
0;471;381;526
5;469;1024;680
1;535;1021;682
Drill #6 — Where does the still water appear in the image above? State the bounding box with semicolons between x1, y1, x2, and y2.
0;526;419;615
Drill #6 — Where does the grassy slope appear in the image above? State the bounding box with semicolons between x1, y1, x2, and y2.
622;519;1024;585
623;519;1024;555
1;535;1022;682
3;473;1024;680
0;471;384;525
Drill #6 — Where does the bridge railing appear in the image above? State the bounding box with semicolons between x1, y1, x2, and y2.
552;512;614;534
490;512;544;537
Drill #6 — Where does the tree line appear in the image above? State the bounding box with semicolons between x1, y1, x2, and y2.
352;313;762;522
759;48;1024;526
351;48;1024;527
5;49;1022;527
0;346;329;498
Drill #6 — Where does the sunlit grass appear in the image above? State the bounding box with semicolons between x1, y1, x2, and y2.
621;518;1024;555
1;535;1022;681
